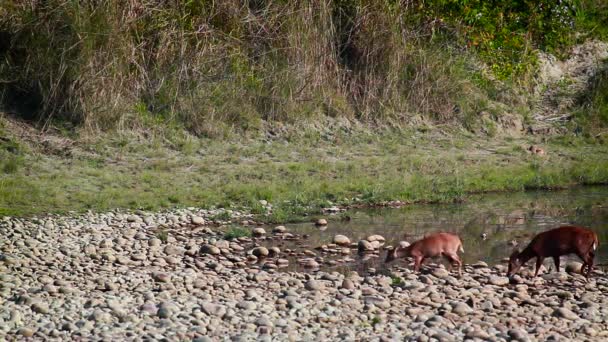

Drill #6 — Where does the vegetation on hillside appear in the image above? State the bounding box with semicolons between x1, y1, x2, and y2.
0;0;606;137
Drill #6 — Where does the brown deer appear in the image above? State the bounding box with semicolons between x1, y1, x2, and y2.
507;225;599;278
385;232;464;275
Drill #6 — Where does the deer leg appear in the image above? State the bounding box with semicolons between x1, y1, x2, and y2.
446;253;463;276
577;251;590;276
586;251;595;277
534;257;545;277
413;256;424;272
553;256;560;273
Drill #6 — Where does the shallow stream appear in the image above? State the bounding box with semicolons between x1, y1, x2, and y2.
265;186;608;273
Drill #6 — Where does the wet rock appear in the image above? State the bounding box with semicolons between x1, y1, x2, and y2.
251;247;269;258
358;240;374;252
252;228;266;236
367;235;385;243
315;219;328;226
272;226;286;234
333;235;351;246
268;247;281;257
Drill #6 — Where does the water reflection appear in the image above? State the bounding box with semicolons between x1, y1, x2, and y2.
270;186;608;272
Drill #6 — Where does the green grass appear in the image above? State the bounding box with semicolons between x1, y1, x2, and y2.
223;226;252;240
0;126;607;220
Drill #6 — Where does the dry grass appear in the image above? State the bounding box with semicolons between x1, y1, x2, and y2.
0;0;519;137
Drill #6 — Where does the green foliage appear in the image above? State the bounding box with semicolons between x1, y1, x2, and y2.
223;226;252;240
155;229;169;244
418;0;579;79
390;275;404;286
371;316;381;327
211;211;233;222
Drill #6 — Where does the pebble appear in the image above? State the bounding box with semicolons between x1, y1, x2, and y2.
272;226;286;234
191;216;205;225
358;240;374;252
333;235;351;246
305;280;323;291
553;308;579;320
251;247;269;257
200;244;221;255
252;227;266;236
489;275;509;286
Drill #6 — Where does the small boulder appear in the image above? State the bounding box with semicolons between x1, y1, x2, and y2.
272;226;286;234
200;244;221;255
315;219;328;226
251;247;269;258
553;307;579;320
268;247;281;257
252;228;266;236
358;240;374;252
333;235;351;246
191;216;205;225
367;235;385;243
488;276;509;286
565;261;583;274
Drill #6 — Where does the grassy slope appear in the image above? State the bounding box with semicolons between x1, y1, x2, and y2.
1;118;607;220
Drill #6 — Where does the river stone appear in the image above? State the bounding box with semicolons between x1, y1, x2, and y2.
358;240;374;252
200;244;221;255
301;259;319;268
201;302;226;317
32;302;49;314
489;276;509;286
315;219;328;226
565;261;583;274
18;328;35;337
251;247;269;257
554;308;579;320
367;235;385;243
99;239;113;249
273;226;286;234
153;272;170;283
452;302;473;315
191;216;205;225
268;247;280;257
341;279;355;290
508;328;530;341
542;272;568;281
305;280;323;291
252;228;266;236
333;235;351;246
432;268;450;279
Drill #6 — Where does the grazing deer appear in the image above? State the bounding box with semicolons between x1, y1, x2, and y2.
507;225;599;278
385;232;464;275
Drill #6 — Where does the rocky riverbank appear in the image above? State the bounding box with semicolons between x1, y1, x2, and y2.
1;210;607;341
